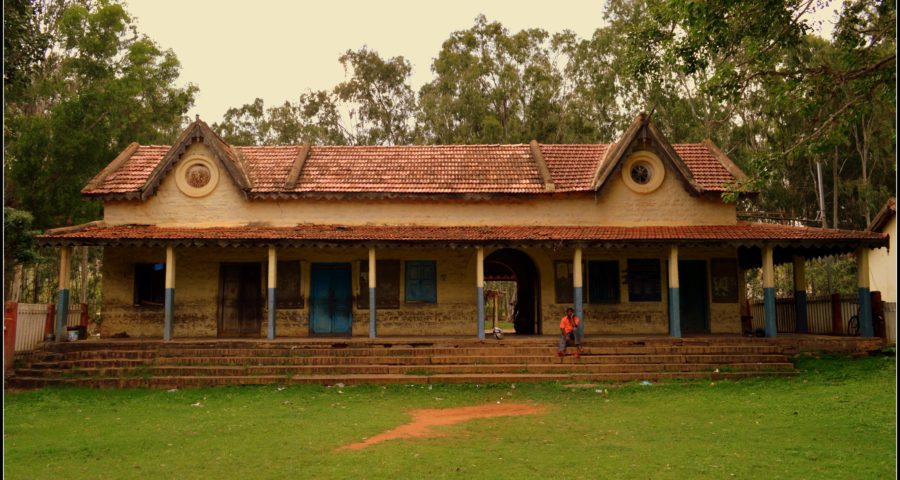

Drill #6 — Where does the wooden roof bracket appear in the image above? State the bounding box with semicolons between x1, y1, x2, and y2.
529;140;555;192
283;144;311;190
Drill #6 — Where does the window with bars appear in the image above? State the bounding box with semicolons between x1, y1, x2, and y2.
134;263;165;306
588;260;620;304
627;259;662;302
358;259;401;309
276;261;304;308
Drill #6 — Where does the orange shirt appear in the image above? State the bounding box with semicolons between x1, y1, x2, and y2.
560;314;580;333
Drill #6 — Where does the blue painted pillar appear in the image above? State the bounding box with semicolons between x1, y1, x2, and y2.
857;248;874;337
667;246;682;338
164;246;175;341
793;255;808;334
477;246;485;340
573;247;584;339
267;246;277;340
762;246;777;337
368;247;377;338
55;246;72;342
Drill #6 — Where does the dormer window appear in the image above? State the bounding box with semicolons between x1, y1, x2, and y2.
630;162;652;185
622;151;665;193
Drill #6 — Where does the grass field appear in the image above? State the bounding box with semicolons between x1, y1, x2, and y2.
4;354;896;479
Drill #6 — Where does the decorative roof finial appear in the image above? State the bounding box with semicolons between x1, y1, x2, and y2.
195;114;200;122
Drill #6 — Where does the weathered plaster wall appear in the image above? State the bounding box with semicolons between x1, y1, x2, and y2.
537;246;741;335
100;244;740;338
102;143;737;227
868;216;896;303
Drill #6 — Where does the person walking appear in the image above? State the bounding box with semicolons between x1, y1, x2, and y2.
558;307;582;358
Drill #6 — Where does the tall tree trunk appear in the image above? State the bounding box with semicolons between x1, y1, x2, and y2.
816;160;828;228
32;266;41;304
832;146;839;229
80;246;89;303
9;264;23;302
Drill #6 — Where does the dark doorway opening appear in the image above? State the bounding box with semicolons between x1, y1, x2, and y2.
219;263;263;337
484;249;541;335
678;260;710;334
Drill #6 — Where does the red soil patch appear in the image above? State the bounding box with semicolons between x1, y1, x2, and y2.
336;402;547;451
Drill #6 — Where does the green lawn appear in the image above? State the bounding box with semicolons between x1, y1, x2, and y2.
4;355;896;480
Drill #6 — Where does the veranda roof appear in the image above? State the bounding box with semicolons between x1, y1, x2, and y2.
38;222;887;266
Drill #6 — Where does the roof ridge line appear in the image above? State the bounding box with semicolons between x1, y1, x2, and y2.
529;140;555;192
82;142;140;193
283;144;311;190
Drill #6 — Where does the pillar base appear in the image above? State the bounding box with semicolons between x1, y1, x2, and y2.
477;287;485;340
55;289;69;342
668;287;681;338
858;287;873;337
267;287;276;340
369;287;376;338
164;288;174;341
795;290;808;334
763;287;777;337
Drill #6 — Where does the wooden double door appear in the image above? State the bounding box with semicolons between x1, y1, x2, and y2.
219;263;262;337
310;263;353;336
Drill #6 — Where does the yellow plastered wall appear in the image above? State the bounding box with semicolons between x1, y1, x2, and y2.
868;215;896;303
101;244;741;338
536;247;741;335
101;246;483;338
103;143;737;227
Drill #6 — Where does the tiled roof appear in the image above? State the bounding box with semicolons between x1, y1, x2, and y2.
289;145;544;194
39;222;887;248
82;142;739;196
541;145;607;191
672;144;736;190
92;145;170;194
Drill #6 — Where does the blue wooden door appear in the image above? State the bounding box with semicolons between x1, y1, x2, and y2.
310;263;352;335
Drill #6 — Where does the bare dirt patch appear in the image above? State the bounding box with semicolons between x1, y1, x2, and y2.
336;402;547;451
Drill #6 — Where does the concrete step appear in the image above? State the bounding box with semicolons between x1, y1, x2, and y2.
31;344;786;362
26;352;791;370
6;369;799;389
15;361;795;379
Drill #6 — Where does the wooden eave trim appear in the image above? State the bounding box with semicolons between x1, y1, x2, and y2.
43;221;106;235
82;142;140;193
589;115;645;190
137;120;251;201
645;121;704;196
529;140;555;191
283;144;311;190
36;235;889;250
867;197;896;232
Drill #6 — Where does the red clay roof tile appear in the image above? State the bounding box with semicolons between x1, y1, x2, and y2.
39;222;887;247
82;142;737;196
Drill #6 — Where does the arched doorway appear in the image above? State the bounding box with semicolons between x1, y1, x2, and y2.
484;248;541;335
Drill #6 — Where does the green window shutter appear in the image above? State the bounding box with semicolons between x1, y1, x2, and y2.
405;260;436;303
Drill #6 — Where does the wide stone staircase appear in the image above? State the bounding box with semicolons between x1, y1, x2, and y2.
6;337;803;389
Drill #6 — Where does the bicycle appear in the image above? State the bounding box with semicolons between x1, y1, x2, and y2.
847;315;860;336
846;312;886;337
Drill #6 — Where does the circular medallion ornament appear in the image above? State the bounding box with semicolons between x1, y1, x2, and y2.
175;156;219;197
622;151;665;193
186;164;211;188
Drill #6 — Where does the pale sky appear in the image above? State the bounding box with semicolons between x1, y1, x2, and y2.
124;0;842;125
